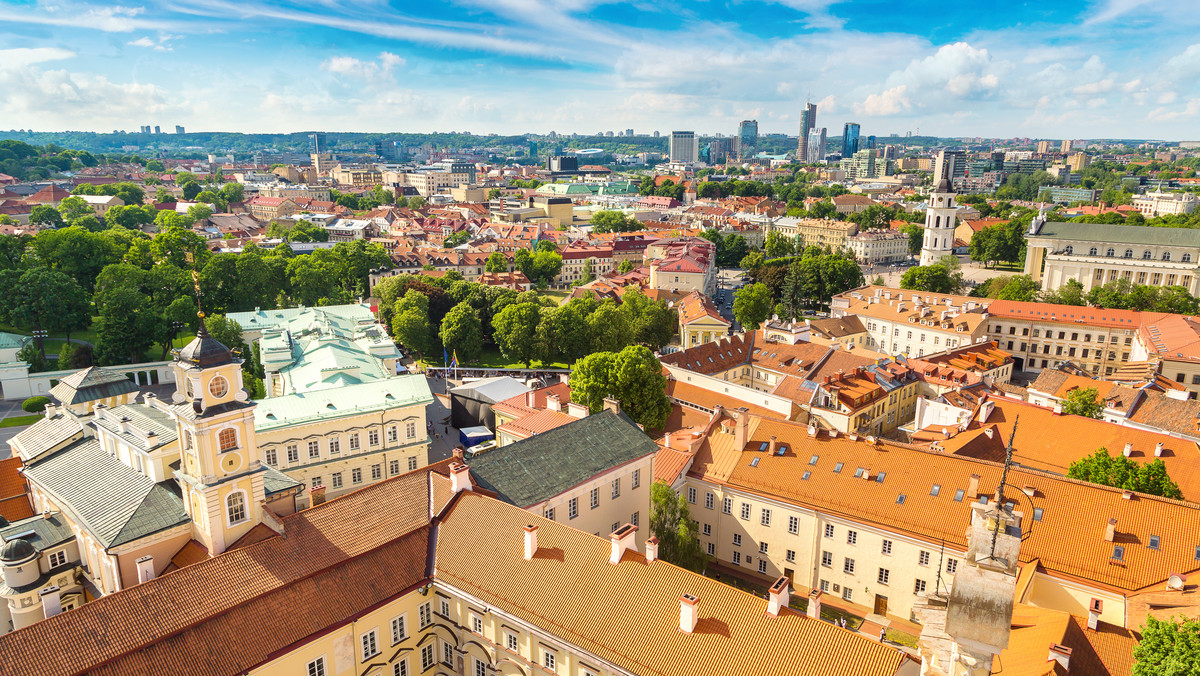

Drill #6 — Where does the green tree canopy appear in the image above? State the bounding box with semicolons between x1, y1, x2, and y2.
589;210;643;234
1061;387;1103;419
439;302;483;362
569;345;670;430
733;282;772;329
1133;616;1200;676
485;251;508;273
1067;448;1184;499
649;482;706;572
492;302;542;367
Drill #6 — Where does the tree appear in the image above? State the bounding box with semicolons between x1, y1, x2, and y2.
589;210;641;233
220;182;245;204
187;204;214;222
621;288;676;350
1041;278;1086;306
764;230;795;258
204;315;245;353
1061;387;1104;419
579;258;595;285
531;251;563;285
587;303;632;352
569;345;670;430
58;196;92;222
17;343;47;373
618;260;635;274
408;196;427;210
180;181;201;201
151;226;210;269
104;204;156;229
439;302;483;362
649;482;706;572
492;302;542;367
720;234;749;268
485;251;508;273
901;264;959;294
899;223;923;255
94;286;157;364
740;250;765;271
1133;616;1200;676
392;291;434;359
991;275;1040;301
30;205;63;228
733;282;772;329
0;268;91;357
1068;448;1184;499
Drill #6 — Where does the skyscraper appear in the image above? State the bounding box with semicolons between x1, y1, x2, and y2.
669;131;699;163
175;125;185;134
806;128;827;162
842;123;861;157
934;150;967;183
737;120;758;160
797;102;817;162
309;132;327;154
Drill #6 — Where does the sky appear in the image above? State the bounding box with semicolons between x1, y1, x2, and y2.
1;0;1199;139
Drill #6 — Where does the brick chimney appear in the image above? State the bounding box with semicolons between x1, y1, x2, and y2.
567;402;589;419
523;524;538;560
1123;442;1133;457
39;585;62;619
603;397;621;414
1052;402;1063;415
679;594;699;633
766;576;790;617
526;390;536;407
768;436;777;454
1104;517;1116;542
452;447;465;462
135;555;155;584
645;536;659;563
546;393;562;412
967;474;980;499
1087;598;1102;631
609;524;638;564
1048;644;1072;672
806;588;822;619
734;410;750;449
450;462;472;493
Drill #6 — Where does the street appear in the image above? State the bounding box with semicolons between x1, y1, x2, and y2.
714;268;746;331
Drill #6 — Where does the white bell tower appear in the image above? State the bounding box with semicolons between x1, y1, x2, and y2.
920;155;959;267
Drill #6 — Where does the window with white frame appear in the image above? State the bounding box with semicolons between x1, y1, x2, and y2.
824;524;834;538
786;549;796;562
707;542;715;556
881;539;892;555
286;444;298;463
473;658;487;676
471;614;483;634
371;464;382;480
218;428;238;452
545;507;555;521
822;551;832;567
847;530;857;545
722;497;733;514
758;559;767;574
877;568;890;585
331;472;343;488
349;434;360;451
307;657;327;676
48;550;67;568
390;460;400;476
407;457;417;471
391;614;407;644
919;550;930;566
820;579;830;592
369;429;380;446
732;551;741;565
311;475;322;487
946;559;958;574
787;515;799;534
418;602;431;628
442;640;454;665
844;557;855;574
631;511;639;526
842;587;853;601
612;477;620;499
590;487;599;509
361;629;379;660
686;487;696;503
394;658;408;676
421;645;434;671
733;533;742;546
631;469;640;489
329;437;340;455
226;491;247;525
740;503;751;520
760;508;771;526
702;523;711;536
406;421;417;439
308;440;320;459
440;598;450;616
506;632;518;652
388;426;399;443
569;498;578;519
352;468;363;484
543;649;556;670
264;448;277;466
758;541;768;554
914;579;927;594
704;492;714;510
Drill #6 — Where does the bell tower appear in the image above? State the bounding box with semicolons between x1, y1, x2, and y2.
171;316;266;555
920;152;959;267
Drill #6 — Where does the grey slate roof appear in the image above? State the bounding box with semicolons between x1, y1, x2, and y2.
467;410;658;508
262;466;302;496
91;403;179;452
1036;221;1200;246
10;411;85;464
0;513;75;552
21;439;189;549
49;366;138;406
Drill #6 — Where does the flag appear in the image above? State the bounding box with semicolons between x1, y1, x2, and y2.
443;345;448;367
451;350;459;369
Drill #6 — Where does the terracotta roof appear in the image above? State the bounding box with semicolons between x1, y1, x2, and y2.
0;457;33;523
654;445;695;484
1128;391;1200;438
677;291;729;326
495;408;576;439
665;378;783;419
999;604;1134;676
434;491;907;676
162;540;210;574
491;382;572;420
988;299;1159;330
807;315;867;339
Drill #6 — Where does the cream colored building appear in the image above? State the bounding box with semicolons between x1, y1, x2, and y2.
846;229;910;265
830;286;991;357
1024;219;1200;294
767;217;857;251
677;292;731;349
330;164;383;188
1132;189;1199;217
985;299;1142;375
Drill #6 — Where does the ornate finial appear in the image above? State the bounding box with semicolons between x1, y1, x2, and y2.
985;416;1019;562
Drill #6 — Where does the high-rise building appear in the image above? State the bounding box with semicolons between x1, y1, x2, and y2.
669;131;699;163
1060;139;1073;154
175;125;185;134
842;122;861;157
1036;140;1052;154
153;125;161;134
920;151;959;266
309;132;327;154
797;102;817;161
737;120;758;160
626;128;634;137
706;138;734;164
934;150;967;182
806;128;827;162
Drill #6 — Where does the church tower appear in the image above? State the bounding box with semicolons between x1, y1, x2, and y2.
170;319;266;555
920;154;959;266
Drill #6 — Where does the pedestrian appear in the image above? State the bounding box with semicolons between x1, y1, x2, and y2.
880;628;886;643
840;617;846;629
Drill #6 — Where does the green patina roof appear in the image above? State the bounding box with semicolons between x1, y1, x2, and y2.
1036;221;1200;247
253;375;433;430
0;332;29;352
466;410;658;508
227;303;377;333
0;513;75;552
536;183;596;196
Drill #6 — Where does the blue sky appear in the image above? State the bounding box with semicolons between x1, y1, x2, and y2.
0;0;1198;138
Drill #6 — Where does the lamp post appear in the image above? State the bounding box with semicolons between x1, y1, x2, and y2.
32;329;48;361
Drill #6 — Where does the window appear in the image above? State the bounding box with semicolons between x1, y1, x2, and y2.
388;426;398;443
631;511;639;527
1124;249;1133;259
1186;253;1194;263
369;430;380;446
361;629;379;660
544;506;555;521
759;541;769;554
311;475;322;487
722;497;733;514
946;559;958;574
543;650;556;670
919;551;930;566
786;549;796;562
842;587;853;602
881;540;892;555
844;557;855;574
329;437;340;455
506;632;518;652
407;457;417;471
703;492;714;510
352;468;363;484
226;491;247;525
833;462;844;473
218;428;237;452
788;515;799;534
1144;250;1153;260
1089;247;1097;256
733;533;742;546
590;487;599;509
914;579;927;594
632;469;640;489
286;444;298;463
1106;248;1115;257
822;551;833;567
847;530;857;545
740;503;751;520
824;524;834;538
1149;535;1161;550
406;421;417;439
760;508;772;526
421;645;434;671
348;433;360;451
390;460;400;476
820;579;830;592
48;550;67;568
307;657;327;676
877;568;890;585
394;659;408;676
707;542;716;556
686;487;696;503
391;615;407;644
473;658;487;676
569;498;578;519
265;448;277;466
703;523;711;536
440;598;450;616
308;440;320;459
954;489;965;502
607;477;619;500
442;641;454;666
758;559;768;574
471;615;483;633
419;602;432;628
1112;545;1125;561
369;464;380;480
732;552;741;565
930;484;941;496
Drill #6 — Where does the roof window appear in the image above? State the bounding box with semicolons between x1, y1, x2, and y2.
1033;507;1044;521
1112;545;1125;561
809;454;819;465
833;462;844;473
853;467;865;478
875;472;887;483
930;484;941;497
896;494;906;504
1149;535;1161;550
802;471;811;480
750;457;759;467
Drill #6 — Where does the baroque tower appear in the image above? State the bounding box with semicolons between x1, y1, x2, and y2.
920;152;959;266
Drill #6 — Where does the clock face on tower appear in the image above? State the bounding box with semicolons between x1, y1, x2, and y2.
209;376;229;398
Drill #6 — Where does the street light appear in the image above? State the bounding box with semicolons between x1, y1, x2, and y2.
32;329;48;359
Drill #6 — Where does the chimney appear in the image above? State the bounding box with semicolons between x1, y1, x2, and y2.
610;523;638;564
547;393;562;412
768;436;777;454
1104;518;1117;542
645;536;659;563
1155;441;1164;457
135;555;155;584
567;402;589;419
603;397;621;414
1022;485;1036;497
526;390;536;407
523;524;538;560
1048;644;1072;672
679;594;699;633
39;585;62;619
734;410;750;449
452;447;465;462
450;462;473;493
806;589;822;619
967;474;980;499
1123;443;1133;457
1087;598;1102;631
766;576;790;617
1052;402;1063;415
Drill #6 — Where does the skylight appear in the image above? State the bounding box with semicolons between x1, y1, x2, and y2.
896;494;906;505
1112;545;1125;561
930;484;941;497
834;462;844;473
1149;535;1161;550
809;454;819;465
1033;507;1044;521
875;472;886;483
802;471;811;480
954;489;965;502
750;457;759;467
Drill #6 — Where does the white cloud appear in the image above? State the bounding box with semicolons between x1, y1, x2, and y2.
0;3;174;32
0;47;75;69
1148;98;1200;122
127;33;181;51
855;85;911;116
320;51;405;79
883;42;1003;100
1165;43;1200;81
0;57;181;129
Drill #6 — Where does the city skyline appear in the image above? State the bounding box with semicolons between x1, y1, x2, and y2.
0;0;1198;137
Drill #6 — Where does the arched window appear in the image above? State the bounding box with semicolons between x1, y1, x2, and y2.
1064;246;1073;255
1184;253;1193;263
1163;252;1172;261
226;492;247;526
1124;249;1133;259
1089;247;1097;256
935;216;941;227
1143;250;1152;260
1106;248;1115;257
218;428;238;452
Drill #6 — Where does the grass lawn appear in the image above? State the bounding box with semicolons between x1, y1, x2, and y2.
0;317;101;347
884;627;919;648
536;289;570;306
465;346;569;370
988;261;1024;272
0;414;43;428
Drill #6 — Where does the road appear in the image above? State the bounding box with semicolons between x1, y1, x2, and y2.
713;268;746;332
861;254;1013;291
